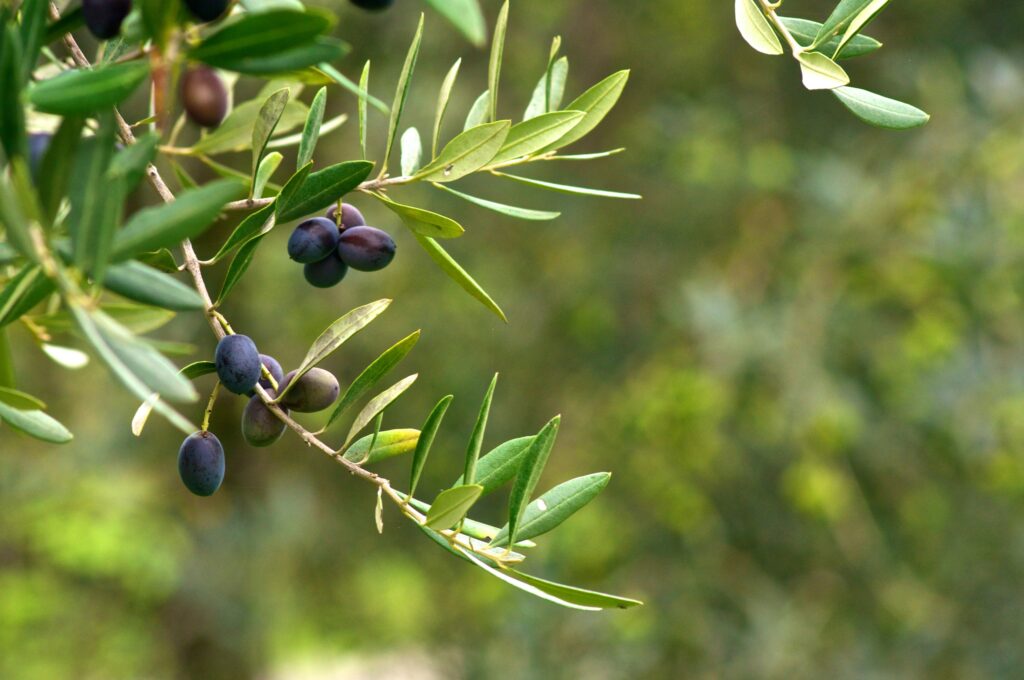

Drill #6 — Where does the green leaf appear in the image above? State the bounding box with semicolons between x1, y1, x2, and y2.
0;174;35;261
267;113;346;151
541;148;626;161
108;130;160;192
413;234;506;321
432;58;462;157
297;86;327;169
112;179;245;260
409;395;453;498
489;111;584;165
0;401;72;443
735;0;783;55
383;14;424;174
44;6;85;45
188;10;333;71
406;496;536;546
524;54;568;121
433;184;559;221
19;0;49;84
35;303;175;336
400;127;423;176
139;0;179;48
423;0;485;46
0;386;45;410
813;0;886;48
280;299;391;402
505;569;643;610
491;472;610;547
487;1;509;122
216;235;263;305
779;16;881;59
0;265;55;328
462;373;497;486
102;261;205;311
180;360;217;380
252;88;290;179
358;60;370;159
796;51;850;90
372;192;465;239
191;97;309;155
40;344;90;370
425;484;484;530
453;435;535;494
345;374;418;447
343;428;420;465
538;69;629;153
274;162;313;219
69;113;120;280
495;172;641;200
275;160;374;222
253;151;283;200
415;121;510;183
326;330;420;428
209;204;276;264
318;61;390;116
832;86;930;129
0;25;26;162
463;90;490;131
229;38;348;76
507;416;560;549
457;549;601;611
29;61;150;115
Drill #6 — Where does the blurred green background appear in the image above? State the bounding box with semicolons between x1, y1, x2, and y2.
6;0;1024;677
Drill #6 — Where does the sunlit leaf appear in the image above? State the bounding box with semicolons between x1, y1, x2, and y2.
491;472;610;547
507;416;560;548
327;330;420;428
425;484;484;530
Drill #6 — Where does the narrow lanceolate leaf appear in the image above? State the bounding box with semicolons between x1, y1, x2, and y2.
318;62;389;115
833;87;930;129
188;10;333;69
280;299;391;401
38;116;85;221
487;1;509;122
425;485;484;530
112;180;245;260
252;89;290;178
0;265;55;328
275;160;374;221
401;127;423;176
423;0;486;46
506;570;643;610
180;361;218;380
489;111;584;165
453;436;535;494
462;374;498;486
216;235;264;304
524;40;567;121
343;428;419;465
345;374;418;446
327;330;420;428
457;549;600;611
409;395;454;498
834;0;891;57
414;234;507;322
372;192;464;239
432;59;462;156
406;496;536;547
274;163;313;219
18;0;48;84
253;152;283;200
540;70;629;153
415;120;510;183
495;172;641;200
507;416;560;548
103;261;205;311
0;387;45;410
210;204;276;264
433;184;560;221
464;90;490;131
69;113;117;277
779;16;881;59
735;0;783;55
797;51;850;90
191;97;309;155
29;61;150;115
0;401;73;443
0;177;34;261
297;86;327;169
268;114;346;150
812;0;884;48
491;472;611;547
358;60;371;159
383;14;424;174
548;148;626;161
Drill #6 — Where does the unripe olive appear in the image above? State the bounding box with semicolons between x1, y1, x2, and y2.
280;368;340;413
181;66;229;129
178;431;225;496
82;0;132;40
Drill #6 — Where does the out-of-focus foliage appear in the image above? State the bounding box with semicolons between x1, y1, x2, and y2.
4;0;1024;677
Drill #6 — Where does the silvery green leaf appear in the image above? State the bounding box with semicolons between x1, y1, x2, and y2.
425;485;484;530
735;0;783;55
400;127;423;176
833;87;930;129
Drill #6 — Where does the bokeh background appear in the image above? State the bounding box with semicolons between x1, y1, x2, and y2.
6;0;1024;677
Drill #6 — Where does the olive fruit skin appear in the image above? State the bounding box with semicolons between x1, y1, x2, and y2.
337;226;396;272
27;133;52;177
178;431;226;496
248;354;284;395
325;203;367;231
82;0;132;40
304;254;348;288
288;217;341;264
280;368;340;413
181;66;228;128
184;0;230;22
215;334;262;395
350;0;394;10
241;396;287;447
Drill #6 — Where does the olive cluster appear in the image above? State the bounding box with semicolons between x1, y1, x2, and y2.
287;203;397;289
177;334;341;496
